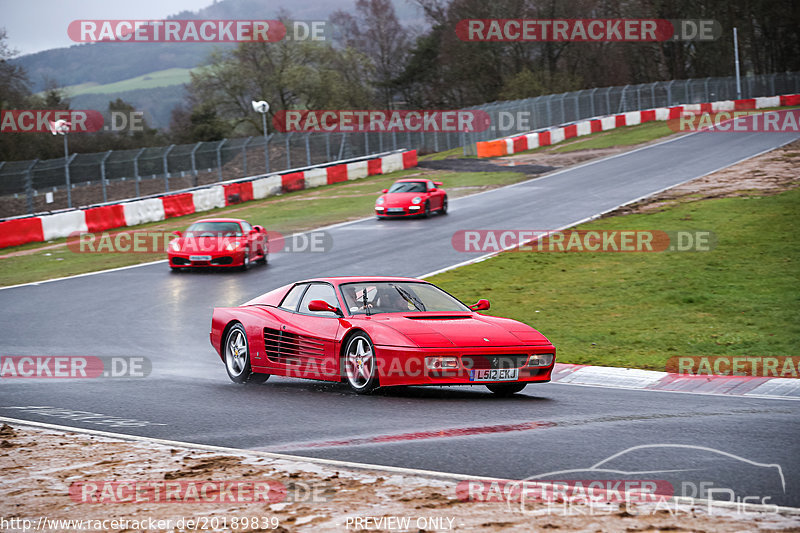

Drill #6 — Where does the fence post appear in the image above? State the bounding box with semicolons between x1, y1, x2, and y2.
589;88;597;117
618;85;628;113
605;87;612;115
574;90;581;120
284;133;294;170
686;79;692;103
163;144;175;192
216;139;227;182
64;152;76;209
392;130;397;151
338;133;346;160
650;82;657;108
704;77;710;101
23;160;36;215
305;133;311;166
325;133;331;161
100;150;112;203
133;147;144;198
242;136;253;176
364;132;370;155
190;142;202;187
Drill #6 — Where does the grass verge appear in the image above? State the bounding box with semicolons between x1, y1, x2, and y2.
0;169;528;287
430;188;800;370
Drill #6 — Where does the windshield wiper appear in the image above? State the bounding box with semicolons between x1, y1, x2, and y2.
394;285;425;312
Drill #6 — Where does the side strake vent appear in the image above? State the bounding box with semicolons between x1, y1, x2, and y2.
263;327;325;365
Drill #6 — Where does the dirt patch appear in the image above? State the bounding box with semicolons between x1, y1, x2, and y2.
604;139;800;217
1;424;797;532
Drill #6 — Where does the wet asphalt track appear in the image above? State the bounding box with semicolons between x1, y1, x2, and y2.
1;128;799;506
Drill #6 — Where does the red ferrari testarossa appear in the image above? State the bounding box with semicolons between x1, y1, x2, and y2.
210;276;555;395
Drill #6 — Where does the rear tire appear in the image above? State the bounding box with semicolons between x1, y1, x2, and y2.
486;383;527;396
342;332;379;394
224;323;269;384
440;196;448;215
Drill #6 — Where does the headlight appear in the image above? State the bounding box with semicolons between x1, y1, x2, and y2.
412;196;422;204
225;241;243;251
376;197;385;205
169;240;181;252
528;354;554;367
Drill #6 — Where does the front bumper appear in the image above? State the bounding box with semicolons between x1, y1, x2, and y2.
374;345;556;387
375;206;424;218
168;251;245;268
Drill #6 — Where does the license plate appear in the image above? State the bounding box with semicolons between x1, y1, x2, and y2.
470;368;519;382
190;255;212;261
387;208;404;213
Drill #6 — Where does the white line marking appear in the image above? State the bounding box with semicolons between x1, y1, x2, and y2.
0;260;167;291
1;415;798;515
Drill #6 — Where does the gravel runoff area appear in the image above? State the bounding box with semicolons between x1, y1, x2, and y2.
1;423;799;532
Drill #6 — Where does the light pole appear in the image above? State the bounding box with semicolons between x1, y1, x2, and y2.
733;27;742;99
51;119;72;208
251;100;270;173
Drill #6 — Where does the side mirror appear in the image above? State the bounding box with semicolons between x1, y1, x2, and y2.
253;225;264;233
308;300;343;316
172;230;182;237
434;181;443;187
469;299;490;311
382;189;388;193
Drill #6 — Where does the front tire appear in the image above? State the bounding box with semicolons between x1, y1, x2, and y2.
256;246;268;265
239;249;252;271
486;383;527;396
224;323;269;384
343;333;379;394
422;201;431;218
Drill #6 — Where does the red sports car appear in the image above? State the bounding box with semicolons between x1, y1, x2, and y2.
168;218;268;271
210;276;555;395
375;179;448;218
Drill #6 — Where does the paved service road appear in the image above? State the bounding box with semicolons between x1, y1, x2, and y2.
1;127;798;506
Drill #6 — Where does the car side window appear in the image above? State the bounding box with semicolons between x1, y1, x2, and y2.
427;181;435;191
240;221;252;233
299;283;339;317
279;284;307;312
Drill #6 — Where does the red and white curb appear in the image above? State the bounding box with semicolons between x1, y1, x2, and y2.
0;149;418;249
552;363;800;399
476;93;800;157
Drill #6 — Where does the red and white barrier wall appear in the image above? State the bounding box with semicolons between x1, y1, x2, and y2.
477;93;800;158
0;149;418;249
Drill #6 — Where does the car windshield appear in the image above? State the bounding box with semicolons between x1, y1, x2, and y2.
339;281;470;315
185;222;242;236
388;181;426;193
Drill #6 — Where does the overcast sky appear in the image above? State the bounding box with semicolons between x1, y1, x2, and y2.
1;0;211;55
